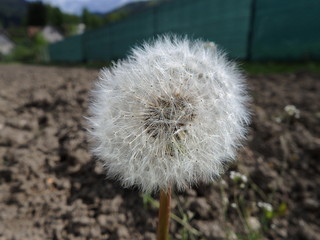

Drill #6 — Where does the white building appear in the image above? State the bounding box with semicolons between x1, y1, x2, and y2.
41;26;64;43
76;23;86;35
0;31;14;55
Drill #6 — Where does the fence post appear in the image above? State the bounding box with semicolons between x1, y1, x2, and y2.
246;0;257;61
153;5;157;36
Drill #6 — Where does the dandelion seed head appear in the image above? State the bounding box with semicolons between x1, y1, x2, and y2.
284;104;300;119
257;201;273;212
88;35;250;193
230;171;248;183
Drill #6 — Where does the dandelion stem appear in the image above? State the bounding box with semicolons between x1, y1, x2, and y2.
157;187;171;240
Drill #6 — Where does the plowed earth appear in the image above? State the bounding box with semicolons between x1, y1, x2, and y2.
0;64;319;240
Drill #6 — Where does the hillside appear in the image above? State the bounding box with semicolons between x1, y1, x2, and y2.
0;0;27;27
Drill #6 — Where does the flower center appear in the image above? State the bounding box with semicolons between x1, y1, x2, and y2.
143;93;195;140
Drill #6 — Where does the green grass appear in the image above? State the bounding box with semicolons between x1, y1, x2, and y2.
2;59;320;75
39;60;320;74
240;61;320;74
25;60;112;69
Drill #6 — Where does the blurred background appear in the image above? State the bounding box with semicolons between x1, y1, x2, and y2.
0;0;319;240
1;0;320;63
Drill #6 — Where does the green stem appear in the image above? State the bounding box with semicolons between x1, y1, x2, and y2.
157;188;171;240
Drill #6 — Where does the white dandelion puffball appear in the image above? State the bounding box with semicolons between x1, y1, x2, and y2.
88;36;250;193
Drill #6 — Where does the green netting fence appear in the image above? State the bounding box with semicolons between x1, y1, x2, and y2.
49;0;320;62
49;34;84;62
250;0;320;60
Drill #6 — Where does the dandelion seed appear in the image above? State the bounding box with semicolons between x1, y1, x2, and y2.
241;175;248;183
247;217;261;231
257;201;273;212
230;171;248;183
222;196;229;205
274;116;282;123
220;179;228;186
231;202;237;209
203;41;217;52
284;105;300;119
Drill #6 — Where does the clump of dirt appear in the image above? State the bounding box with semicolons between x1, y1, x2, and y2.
0;64;319;240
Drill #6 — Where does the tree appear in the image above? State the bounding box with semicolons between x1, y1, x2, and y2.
104;10;128;24
46;5;63;28
81;8;103;30
26;1;46;26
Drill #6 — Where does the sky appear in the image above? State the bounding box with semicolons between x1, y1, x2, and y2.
26;0;149;15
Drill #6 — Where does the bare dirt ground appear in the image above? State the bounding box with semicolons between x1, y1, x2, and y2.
0;64;319;240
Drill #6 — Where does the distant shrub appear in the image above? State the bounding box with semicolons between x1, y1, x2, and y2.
3;32;48;63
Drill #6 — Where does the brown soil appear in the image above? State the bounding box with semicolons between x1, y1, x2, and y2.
0;64;319;240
